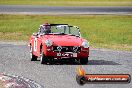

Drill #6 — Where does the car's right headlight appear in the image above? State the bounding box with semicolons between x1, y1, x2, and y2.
45;39;53;47
82;41;89;48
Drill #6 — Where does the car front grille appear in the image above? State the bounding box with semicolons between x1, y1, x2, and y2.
53;46;81;53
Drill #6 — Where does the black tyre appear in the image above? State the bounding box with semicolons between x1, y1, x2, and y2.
30;45;37;61
40;49;48;64
79;58;88;65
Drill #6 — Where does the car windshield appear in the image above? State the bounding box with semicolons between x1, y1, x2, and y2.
49;25;80;36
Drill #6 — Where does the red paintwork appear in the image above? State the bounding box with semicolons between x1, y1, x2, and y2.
30;34;89;59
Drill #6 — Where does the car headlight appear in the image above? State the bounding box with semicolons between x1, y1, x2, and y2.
82;41;89;48
45;40;53;47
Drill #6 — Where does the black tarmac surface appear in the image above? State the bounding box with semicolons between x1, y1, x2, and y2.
0;5;132;15
0;42;132;88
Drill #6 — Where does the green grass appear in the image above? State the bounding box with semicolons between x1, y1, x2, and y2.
0;14;132;51
0;0;132;6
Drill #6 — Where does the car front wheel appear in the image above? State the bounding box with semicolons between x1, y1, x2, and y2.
30;45;37;61
79;58;88;65
40;49;48;64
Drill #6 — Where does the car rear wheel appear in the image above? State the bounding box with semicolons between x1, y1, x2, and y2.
79;58;88;65
30;45;37;61
40;49;48;64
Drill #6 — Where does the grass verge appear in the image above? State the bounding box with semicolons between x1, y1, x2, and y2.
0;14;132;51
0;0;132;6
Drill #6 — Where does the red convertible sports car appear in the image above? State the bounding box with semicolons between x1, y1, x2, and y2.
29;23;89;64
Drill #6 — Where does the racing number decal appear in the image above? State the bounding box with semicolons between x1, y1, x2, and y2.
34;38;37;52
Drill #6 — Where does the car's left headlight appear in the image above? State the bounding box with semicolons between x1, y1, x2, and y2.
45;39;53;47
82;41;89;48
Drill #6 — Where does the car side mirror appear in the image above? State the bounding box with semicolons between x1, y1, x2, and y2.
32;33;38;36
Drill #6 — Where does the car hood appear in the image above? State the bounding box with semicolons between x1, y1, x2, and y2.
43;35;84;46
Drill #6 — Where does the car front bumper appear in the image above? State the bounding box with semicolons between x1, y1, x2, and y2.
44;51;89;59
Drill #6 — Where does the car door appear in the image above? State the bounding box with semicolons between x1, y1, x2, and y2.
33;37;38;53
33;35;42;57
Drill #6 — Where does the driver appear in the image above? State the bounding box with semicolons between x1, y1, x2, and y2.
39;23;51;34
